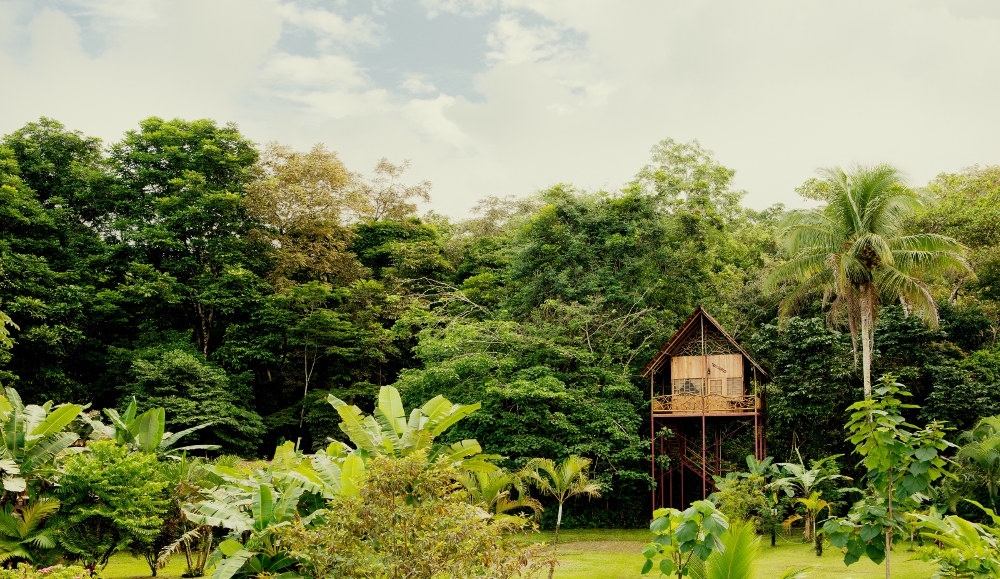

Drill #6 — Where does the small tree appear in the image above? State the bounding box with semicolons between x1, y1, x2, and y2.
640;500;729;578
824;375;954;579
57;441;169;571
525;455;602;579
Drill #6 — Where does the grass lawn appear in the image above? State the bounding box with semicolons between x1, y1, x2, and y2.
103;553;189;579
99;529;939;579
529;529;939;579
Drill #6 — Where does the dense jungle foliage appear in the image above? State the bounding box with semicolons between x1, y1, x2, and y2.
2;116;998;528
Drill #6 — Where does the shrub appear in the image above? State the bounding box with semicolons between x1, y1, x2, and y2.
276;453;555;578
0;563;94;579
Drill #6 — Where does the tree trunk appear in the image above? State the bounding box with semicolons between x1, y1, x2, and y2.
548;502;563;579
886;475;893;579
860;295;874;399
814;518;822;557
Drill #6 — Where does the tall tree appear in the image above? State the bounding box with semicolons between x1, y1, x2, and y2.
108;117;266;357
764;164;969;398
243;143;365;287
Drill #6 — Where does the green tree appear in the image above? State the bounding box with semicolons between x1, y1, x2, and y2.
57;440;169;571
127;348;264;455
824;376;953;579
352;158;430;222
765;164;969;398
525;455;601;579
108;117;266;358
243;143;365;287
640;500;729;579
943;416;1000;513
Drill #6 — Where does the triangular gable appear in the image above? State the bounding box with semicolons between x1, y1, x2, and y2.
640;306;769;379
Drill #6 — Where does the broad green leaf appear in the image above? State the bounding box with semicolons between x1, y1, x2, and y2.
212;549;252;579
377;386;406;435
219;539;243;556
28;404;82;437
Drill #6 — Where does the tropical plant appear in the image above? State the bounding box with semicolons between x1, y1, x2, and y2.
525;455;602;579
769;450;851;542
326;385;496;472
0;388;82;500
765;164;969;398
944;415;1000;513
824;376;954;579
457;466;542;517
182;442;366;579
911;501;1000;577
88;397;219;457
56;440;169;571
784;491;833;556
0;498;61;566
275;453;554;579
154;455;219;577
640;500;729;579
688;519;759;579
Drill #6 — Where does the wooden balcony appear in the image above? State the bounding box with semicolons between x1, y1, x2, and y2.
652;394;759;416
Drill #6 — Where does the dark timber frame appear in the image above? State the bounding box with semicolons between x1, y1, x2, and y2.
641;306;769;511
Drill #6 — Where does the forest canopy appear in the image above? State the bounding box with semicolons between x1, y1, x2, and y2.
1;117;997;526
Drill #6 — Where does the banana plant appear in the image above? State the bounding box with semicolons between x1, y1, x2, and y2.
0;387;82;497
183;442;366;579
327;386;497;473
90;398;219;457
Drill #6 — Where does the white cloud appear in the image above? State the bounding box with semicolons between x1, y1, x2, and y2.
486;14;565;65
400;73;438;95
274;1;381;50
2;0;1000;218
420;0;499;19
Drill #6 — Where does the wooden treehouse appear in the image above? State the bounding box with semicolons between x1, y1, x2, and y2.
641;306;769;511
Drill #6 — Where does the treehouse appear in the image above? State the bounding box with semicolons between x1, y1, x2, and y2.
641;306;769;510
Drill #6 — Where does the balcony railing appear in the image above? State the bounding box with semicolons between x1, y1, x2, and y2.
652;394;759;414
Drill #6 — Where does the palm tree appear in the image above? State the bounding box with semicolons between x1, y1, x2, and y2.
525;455;602;579
764;164;970;398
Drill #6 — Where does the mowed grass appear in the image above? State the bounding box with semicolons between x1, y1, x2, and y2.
100;529;939;579
528;529;939;579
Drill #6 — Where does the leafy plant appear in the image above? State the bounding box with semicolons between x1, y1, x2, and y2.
0;499;61;566
688;519;759;579
823;375;954;579
525;455;602;579
56;440;169;571
94;397;219;457
182;442;366;579
911;501;1000;577
640;500;729;579
770;450;851;543
0;387;82;500
327;385;496;472
458;466;542;517
275;453;554;579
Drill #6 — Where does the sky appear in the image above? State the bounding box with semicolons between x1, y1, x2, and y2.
1;0;999;217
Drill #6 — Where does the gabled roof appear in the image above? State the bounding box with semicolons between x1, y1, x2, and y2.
640;306;769;379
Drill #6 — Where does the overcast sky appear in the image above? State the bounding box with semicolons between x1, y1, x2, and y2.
2;0;998;217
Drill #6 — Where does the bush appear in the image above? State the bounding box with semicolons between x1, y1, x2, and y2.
276;453;555;578
0;564;94;579
56;441;169;570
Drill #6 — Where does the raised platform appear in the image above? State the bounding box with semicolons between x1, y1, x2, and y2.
651;394;759;416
